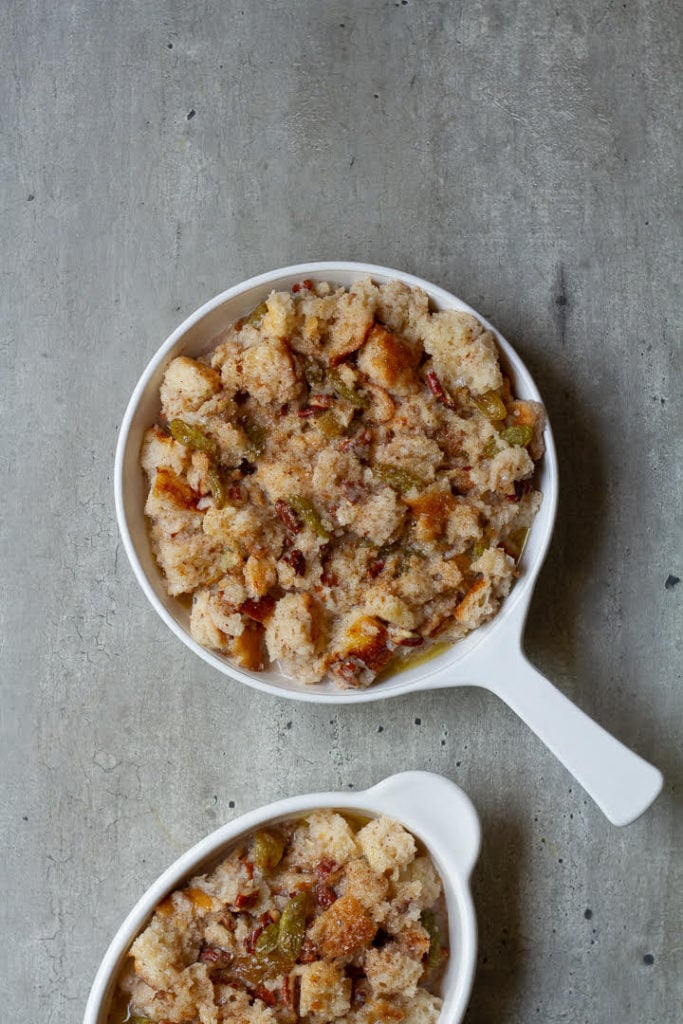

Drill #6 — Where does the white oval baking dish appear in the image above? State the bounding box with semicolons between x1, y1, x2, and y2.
84;771;481;1024
115;262;662;826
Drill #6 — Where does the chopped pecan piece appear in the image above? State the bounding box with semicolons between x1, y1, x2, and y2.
282;548;306;576
232;891;259;910
299;938;318;964
251;984;277;1007
243;924;264;953
199;944;233;967
240;595;276;622
316;883;337;908
275;498;302;534
309;394;334;409
425;369;456;409
292;279;314;293
281;973;295;1011
315;857;338;879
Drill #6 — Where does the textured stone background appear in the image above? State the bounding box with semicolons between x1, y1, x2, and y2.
1;1;681;1021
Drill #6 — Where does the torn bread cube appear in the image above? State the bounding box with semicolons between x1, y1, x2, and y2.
160;355;222;420
364;942;424;999
356;817;417;876
298;960;352;1021
308;893;377;959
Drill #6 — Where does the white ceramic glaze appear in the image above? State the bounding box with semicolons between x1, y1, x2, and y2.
115;262;663;825
84;771;480;1024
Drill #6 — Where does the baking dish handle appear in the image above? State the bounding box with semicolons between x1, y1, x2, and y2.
364;771;481;877
465;637;663;826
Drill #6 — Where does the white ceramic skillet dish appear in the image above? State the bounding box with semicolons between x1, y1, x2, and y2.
115;262;662;826
84;771;480;1024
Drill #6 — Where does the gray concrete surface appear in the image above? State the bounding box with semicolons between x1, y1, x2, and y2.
1;1;681;1021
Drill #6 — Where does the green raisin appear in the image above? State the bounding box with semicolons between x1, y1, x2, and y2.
244;301;268;326
277;892;309;961
373;462;423;495
288;496;329;539
303;358;326;388
208;466;227;509
471;538;488;560
500;425;533;447
403;545;428;559
169;419;217;456
315;410;345;438
254;922;280;955
230;951;286;985
482;436;499;459
473;391;507;422
328;370;369;408
253;830;286;872
242;420;266;461
420;909;442;969
504;526;529;561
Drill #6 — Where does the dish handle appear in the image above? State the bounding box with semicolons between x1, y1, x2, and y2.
364;771;481;877
464;638;663;826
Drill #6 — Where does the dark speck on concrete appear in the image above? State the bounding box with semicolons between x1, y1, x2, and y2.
187;109;196;120
440;739;446;746
349;156;355;167
584;908;593;919
414;717;421;725
286;721;292;729
377;725;384;732
22;815;28;821
228;800;235;808
665;574;680;590
373;93;379;99
456;760;461;767
554;262;570;345
347;783;354;788
643;953;655;965
27;194;35;201
167;42;173;49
